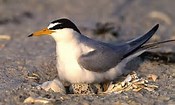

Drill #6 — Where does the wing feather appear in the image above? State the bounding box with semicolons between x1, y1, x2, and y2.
78;24;159;72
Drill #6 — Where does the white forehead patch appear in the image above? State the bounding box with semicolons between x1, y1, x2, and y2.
47;22;61;29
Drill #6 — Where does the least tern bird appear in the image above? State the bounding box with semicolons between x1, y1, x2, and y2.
29;18;159;84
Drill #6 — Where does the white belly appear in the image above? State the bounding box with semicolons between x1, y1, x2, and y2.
57;57;123;83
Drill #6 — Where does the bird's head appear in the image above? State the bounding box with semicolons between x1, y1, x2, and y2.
29;18;81;41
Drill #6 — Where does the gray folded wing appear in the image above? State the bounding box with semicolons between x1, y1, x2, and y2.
78;44;124;72
78;24;159;72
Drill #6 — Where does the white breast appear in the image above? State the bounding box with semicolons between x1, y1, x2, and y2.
56;38;97;83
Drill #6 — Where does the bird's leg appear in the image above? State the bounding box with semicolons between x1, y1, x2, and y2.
100;81;111;92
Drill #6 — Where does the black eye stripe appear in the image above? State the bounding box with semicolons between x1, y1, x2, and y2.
49;18;81;34
49;24;63;30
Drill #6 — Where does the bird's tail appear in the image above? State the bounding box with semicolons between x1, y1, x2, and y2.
123;24;159;58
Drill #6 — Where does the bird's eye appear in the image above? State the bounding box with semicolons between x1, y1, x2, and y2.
59;25;63;28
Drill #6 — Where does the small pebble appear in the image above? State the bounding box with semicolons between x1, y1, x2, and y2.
0;35;11;40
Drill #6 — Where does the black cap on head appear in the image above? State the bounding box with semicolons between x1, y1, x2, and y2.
49;18;81;34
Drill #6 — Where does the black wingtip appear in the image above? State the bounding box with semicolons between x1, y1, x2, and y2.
123;24;160;59
154;24;159;31
28;34;33;37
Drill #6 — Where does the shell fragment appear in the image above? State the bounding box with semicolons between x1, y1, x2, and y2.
105;72;158;93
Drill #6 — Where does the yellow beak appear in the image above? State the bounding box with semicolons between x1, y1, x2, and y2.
28;28;54;37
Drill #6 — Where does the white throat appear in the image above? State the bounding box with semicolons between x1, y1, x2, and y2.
50;29;81;81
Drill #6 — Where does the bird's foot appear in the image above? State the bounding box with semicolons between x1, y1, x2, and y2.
37;78;66;94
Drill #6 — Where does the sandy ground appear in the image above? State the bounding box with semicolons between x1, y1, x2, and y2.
0;0;175;104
